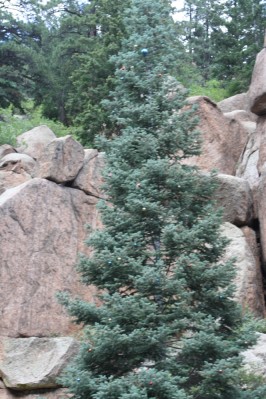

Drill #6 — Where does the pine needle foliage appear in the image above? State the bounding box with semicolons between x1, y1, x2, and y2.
58;1;266;398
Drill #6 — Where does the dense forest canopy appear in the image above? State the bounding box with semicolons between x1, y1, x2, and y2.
0;0;265;145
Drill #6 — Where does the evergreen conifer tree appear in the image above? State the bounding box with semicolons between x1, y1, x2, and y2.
59;1;266;398
0;6;44;111
182;0;225;81
213;0;265;94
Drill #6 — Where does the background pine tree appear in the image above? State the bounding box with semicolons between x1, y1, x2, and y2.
59;1;266;398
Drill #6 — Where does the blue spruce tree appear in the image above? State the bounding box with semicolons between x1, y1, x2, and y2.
59;0;266;398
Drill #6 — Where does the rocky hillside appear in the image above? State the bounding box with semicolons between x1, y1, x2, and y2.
1;48;266;398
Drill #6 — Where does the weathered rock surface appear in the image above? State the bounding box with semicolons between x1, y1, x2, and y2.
257;171;266;273
248;49;266;115
0;153;36;176
16;126;56;160
243;333;266;377
240;120;257;135
184;96;248;175
221;223;265;317
224;109;257;125
217;93;249;113
0;388;71;398
0;171;31;195
0;178;100;338
252;181;260;221
214;174;254;226
0;145;16;160
257;117;266;174
236;121;261;188
72;149;105;197
35;136;84;183
241;225;265;315
0;337;78;390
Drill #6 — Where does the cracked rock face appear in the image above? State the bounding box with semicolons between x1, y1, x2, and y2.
257;171;266;274
0;178;101;338
183;96;248;175
72;149;105;197
221;223;265;318
236;128;260;188
214;174;254;226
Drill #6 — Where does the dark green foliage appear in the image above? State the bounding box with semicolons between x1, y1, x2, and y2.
0;9;45;110
181;0;225;81
29;0;84;124
68;0;129;143
182;0;266;93
33;0;130;144
58;1;265;398
0;0;132;143
213;0;265;94
0;0;264;141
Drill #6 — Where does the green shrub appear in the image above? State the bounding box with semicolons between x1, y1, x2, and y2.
189;79;229;102
0;102;73;147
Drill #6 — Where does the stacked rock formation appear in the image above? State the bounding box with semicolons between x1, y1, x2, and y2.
1;47;266;397
0;129;104;398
